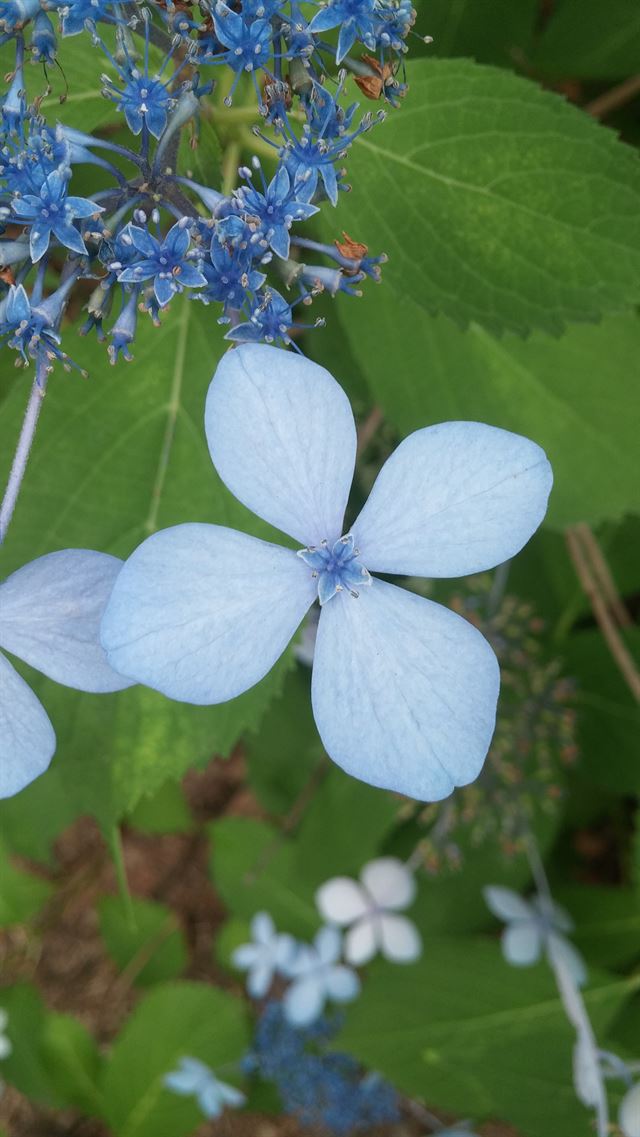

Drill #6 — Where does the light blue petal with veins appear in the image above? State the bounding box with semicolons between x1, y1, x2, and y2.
352;421;552;578
101;524;316;703
0;652;55;798
311;579;499;801
0;550;133;693
205;345;357;547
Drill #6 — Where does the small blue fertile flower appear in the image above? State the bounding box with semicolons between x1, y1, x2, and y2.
11;168;101;262
113;219;206;308
282;926;360;1026
484;885;587;986
236;162;319;261
163;1057;246;1119
101;345;552;801
308;0;377;62
206;2;273;103
232;911;297;998
0;550;133;798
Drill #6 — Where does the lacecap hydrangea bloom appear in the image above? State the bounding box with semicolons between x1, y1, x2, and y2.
101;345;552;801
0;550;133;798
316;857;421;965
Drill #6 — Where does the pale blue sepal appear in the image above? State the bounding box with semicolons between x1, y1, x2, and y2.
0;550;134;693
352;422;553;578
502;922;541;966
0;652;55;798
311;579;500;801
101;524;317;703
205;345;357;547
483;885;533;923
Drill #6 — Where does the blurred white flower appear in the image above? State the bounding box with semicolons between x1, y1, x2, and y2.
283;925;360;1026
483;885;586;986
316;856;422;966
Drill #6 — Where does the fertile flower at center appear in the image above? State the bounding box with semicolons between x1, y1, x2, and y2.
101;345;552;802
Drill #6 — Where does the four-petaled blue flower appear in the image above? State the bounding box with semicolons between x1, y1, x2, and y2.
0;550;133;799
11;168;101;262
282;925;360;1026
113;220;206;308
232;911;298;998
484;885;587;986
100;345;552;801
163;1056;246;1119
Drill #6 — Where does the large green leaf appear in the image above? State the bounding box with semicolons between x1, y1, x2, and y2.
534;0;640;79
334;59;640;334
340;938;636;1137
101;982;248;1137
335;288;640;529
0;300;290;828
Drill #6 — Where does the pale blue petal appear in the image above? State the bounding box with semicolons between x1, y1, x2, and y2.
198;1082;224;1118
311;580;499;801
619;1081;640;1137
164;1057;209;1095
252;911;275;944
324;964;360;1002
283;974;325;1026
547;932;587;988
231;943;259;968
0;550;133;693
101;524;316;703
483;886;534;924
352;422;552;578
0;652;55;798
216;1080;247;1109
247;961;272;999
205;345;357;546
315;924;342;965
502;922;541;966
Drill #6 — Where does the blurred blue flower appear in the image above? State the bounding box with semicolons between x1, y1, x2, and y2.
484;885;587;986
101;345;552;802
163;1057;245;1119
282;925;360;1027
246;1002;400;1133
0;550;133;799
232;911;297;998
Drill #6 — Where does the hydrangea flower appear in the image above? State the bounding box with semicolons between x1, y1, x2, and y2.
232;911;297;998
102;346;552;801
0;550;133;798
163;1056;246;1118
484;886;587;986
619;1081;640;1137
283;926;360;1026
316;857;421;965
11;169;102;263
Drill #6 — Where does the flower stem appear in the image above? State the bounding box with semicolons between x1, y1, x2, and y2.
0;359;49;547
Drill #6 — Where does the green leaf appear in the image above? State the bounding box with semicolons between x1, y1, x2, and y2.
0;299;291;827
336;287;640;529
40;1013;105;1116
245;669;322;816
98;896;187;986
534;0;640;79
425;0;538;67
210;817;318;936
101;982;248;1137
126;779;193;835
0;840;52;926
334;59;640;334
340;938;635;1137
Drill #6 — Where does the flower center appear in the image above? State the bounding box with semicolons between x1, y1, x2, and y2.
297;533;371;606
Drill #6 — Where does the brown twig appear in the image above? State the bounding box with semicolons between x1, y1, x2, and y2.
356;404;383;457
573;523;633;628
585;74;640;119
565;525;640;702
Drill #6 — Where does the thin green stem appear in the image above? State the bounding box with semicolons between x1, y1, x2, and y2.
108;825;137;933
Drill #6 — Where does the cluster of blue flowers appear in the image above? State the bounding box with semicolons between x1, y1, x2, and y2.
0;0;418;371
245;1002;400;1133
